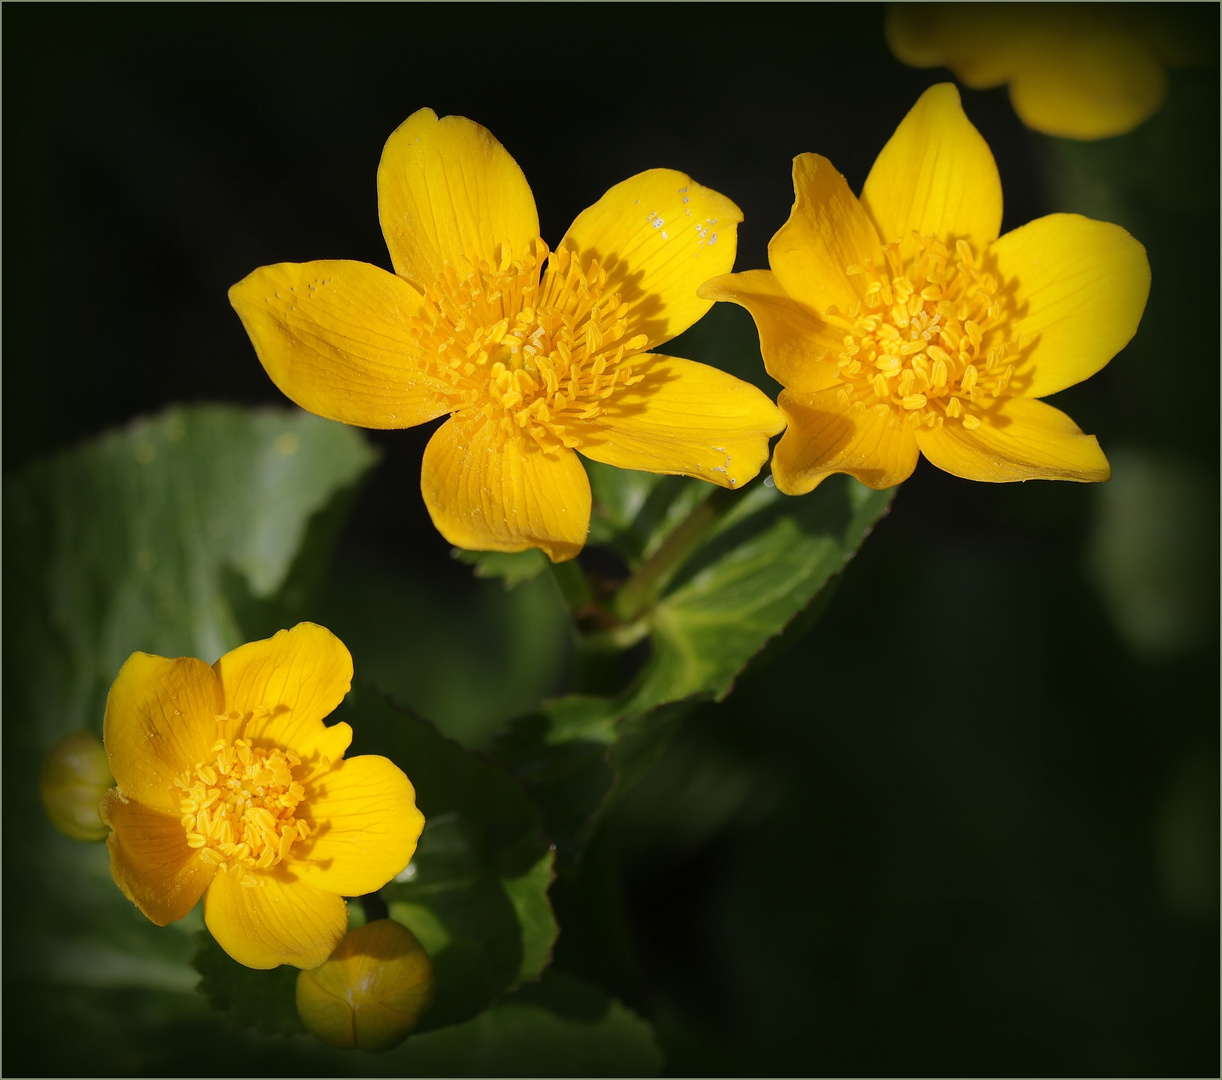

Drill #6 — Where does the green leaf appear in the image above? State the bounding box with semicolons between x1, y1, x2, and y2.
5;404;377;751
340;687;558;1032
384;969;664;1077
190;932;305;1036
626;474;893;710
451;546;548;588
497;474;893;868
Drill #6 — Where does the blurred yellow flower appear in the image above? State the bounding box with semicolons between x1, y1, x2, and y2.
886;2;1206;139
296;919;436;1051
701;84;1150;495
99;623;424;970
231;109;783;563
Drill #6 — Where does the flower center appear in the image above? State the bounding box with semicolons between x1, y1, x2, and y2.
176;712;319;885
828;234;1022;430
409;239;648;452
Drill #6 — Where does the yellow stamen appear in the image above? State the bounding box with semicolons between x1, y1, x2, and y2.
408;239;647;452
824;233;1024;430
175;726;323;878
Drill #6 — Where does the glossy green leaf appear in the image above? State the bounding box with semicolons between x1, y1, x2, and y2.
626;474;893;710
497;474;894;867
6;404;378;750
191;932;304;1036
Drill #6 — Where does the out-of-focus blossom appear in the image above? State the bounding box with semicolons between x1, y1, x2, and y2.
886;2;1210;139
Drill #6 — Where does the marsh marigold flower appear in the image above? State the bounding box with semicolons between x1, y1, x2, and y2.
886;3;1207;140
701;84;1150;495
98;623;423;970
230;109;784;562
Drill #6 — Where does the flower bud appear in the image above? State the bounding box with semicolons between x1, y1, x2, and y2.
40;730;113;841
296;919;435;1051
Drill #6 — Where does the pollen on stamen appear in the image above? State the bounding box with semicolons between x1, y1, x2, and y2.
830;234;1021;430
175;727;321;878
408;239;649;453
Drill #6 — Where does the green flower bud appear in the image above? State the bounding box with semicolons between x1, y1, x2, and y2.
296;919;435;1051
40;730;113;841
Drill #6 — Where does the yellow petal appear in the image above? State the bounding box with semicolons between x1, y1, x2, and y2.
100;789;215;925
213;624;354;764
297;756;424;898
860;83;1003;250
1007;31;1168;139
917;396;1110;482
377;108;539;290
103;653;223;815
203;867;347;970
991;213;1150;398
768;154;882;316
420;416;591;563
574;354;783;489
699;270;844;393
559;169;741;348
229;260;450;430
772;389;920;495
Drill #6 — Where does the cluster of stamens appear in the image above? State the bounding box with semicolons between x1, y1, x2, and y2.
409;239;648;452
828;234;1022;430
176;711;326;886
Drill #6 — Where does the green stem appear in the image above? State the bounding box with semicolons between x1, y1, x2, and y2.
548;558;595;619
612;485;740;623
359;891;388;923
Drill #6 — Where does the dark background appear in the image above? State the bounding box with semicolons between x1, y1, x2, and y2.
6;5;1218;1076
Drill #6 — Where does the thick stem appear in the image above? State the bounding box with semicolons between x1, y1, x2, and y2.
359;891;388;924
548;557;595;619
611;485;740;623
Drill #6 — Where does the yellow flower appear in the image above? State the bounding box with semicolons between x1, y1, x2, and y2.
98;623;424;970
886;3;1206;140
230;109;784;563
701;84;1150;495
296;919;436;1052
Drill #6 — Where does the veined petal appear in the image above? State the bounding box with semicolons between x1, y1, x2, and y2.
918;396;1110;482
377;108;539;290
769;154;883;317
297;756;424;898
575;354;784;488
204;868;348;970
861;83;1003;250
559;169;741;349
100;789;215;925
991;215;1150;397
699;270;844;393
213;624;354;764
103;654;223;815
421;416;591;563
772;388;920;495
229;260;450;430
